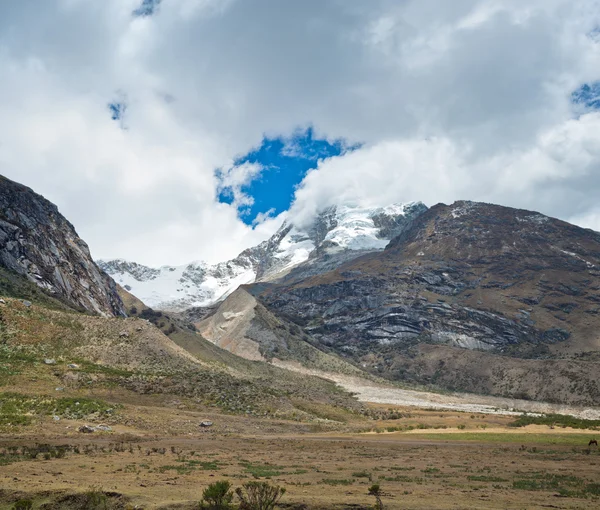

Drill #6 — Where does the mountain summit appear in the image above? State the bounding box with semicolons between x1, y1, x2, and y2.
99;202;428;311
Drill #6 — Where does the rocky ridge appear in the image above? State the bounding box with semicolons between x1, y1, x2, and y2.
99;202;427;311
0;176;125;316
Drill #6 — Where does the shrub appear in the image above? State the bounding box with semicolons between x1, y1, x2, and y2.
201;480;234;509
12;501;33;510
84;485;108;509
509;413;600;430
236;481;286;510
368;484;384;510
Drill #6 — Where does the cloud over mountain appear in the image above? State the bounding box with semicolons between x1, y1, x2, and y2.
0;0;599;265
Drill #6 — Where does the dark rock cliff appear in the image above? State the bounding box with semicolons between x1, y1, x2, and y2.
0;176;125;316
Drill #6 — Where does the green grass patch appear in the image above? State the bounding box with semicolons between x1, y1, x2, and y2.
158;464;194;475
511;472;600;498
0;392;119;424
321;479;353;486
404;432;592;445
180;459;220;470
382;475;421;483
0;345;39;385
0;414;31;426
72;360;134;378
240;462;283;478
509;413;600;430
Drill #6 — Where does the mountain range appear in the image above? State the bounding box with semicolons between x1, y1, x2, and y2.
242;200;600;405
98;202;428;311
2;173;599;407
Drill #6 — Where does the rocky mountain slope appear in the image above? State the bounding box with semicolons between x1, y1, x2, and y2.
0;295;360;422
197;286;366;377
99;202;427;311
0;175;361;421
227;201;600;406
0;176;125;316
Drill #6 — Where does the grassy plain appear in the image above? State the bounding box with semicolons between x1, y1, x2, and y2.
0;399;598;509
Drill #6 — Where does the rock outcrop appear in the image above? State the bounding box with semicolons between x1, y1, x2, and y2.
0;176;125;316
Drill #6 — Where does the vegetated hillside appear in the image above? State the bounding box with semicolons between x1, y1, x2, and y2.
0;175;125;316
0;296;361;421
0;175;361;423
251;201;600;406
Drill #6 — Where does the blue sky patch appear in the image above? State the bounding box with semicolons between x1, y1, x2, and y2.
108;102;126;121
108;97;128;130
571;82;600;110
133;0;161;17
217;128;357;225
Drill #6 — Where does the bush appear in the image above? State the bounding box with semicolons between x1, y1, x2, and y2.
12;501;33;510
84;485;109;509
368;484;384;510
236;481;286;510
509;413;600;430
201;480;234;509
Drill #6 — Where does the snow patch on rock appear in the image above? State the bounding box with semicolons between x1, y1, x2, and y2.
99;202;428;311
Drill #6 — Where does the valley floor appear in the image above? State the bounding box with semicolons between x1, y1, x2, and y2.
1;402;599;509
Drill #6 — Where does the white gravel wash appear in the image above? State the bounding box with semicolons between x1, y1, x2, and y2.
273;360;600;419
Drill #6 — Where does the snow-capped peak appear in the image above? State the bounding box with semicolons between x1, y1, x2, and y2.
98;201;427;311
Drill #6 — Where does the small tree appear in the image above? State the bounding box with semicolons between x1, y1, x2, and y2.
201;480;234;510
368;484;384;510
236;481;286;510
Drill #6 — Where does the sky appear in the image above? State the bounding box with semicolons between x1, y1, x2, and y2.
1;0;600;266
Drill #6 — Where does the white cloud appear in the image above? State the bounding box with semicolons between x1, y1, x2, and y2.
0;0;599;267
216;161;263;211
291;111;600;230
